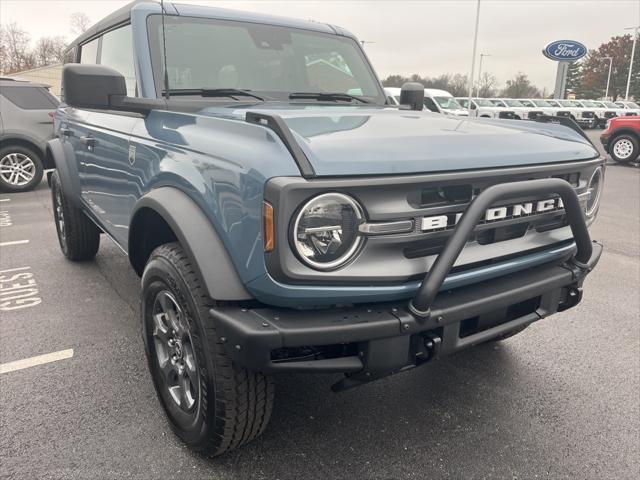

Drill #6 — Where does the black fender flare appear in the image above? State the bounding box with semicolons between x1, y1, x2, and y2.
46;138;82;205
129;187;252;301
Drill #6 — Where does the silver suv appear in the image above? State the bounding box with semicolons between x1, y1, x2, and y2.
0;78;59;192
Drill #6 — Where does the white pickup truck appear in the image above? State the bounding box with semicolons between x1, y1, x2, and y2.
546;99;597;129
455;97;516;119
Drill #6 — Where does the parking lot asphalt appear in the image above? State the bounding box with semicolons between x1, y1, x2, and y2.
0;129;638;480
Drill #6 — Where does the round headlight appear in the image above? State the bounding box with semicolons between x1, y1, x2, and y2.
292;193;364;270
585;166;604;216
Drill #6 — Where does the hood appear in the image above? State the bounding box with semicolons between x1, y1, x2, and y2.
200;105;599;177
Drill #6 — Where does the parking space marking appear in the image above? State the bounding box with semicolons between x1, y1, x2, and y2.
0;198;10;202
0;349;74;375
0;266;42;310
0;239;29;247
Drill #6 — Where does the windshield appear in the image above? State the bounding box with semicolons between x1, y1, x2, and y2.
147;15;384;103
559;100;580;107
547;100;560;107
491;99;507;107
533;100;552;107
504;99;524;107
434;96;463;110
581;100;599;107
627;101;640;108
604;101;618;108
519;100;535;107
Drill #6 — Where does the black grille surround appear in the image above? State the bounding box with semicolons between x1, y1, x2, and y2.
581;111;595;118
263;158;603;286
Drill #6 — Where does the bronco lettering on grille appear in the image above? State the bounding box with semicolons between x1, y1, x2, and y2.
421;197;564;231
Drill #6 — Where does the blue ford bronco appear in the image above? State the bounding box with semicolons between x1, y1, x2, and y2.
48;0;603;456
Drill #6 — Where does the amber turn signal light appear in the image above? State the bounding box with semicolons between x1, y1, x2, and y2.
263;201;275;252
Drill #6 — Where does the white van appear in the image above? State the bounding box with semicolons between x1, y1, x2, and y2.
384;87;401;106
423;89;468;116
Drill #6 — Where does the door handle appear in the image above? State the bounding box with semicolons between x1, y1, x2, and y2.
79;136;97;147
60;128;72;137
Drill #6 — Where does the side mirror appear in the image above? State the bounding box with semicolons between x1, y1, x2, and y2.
399;82;424;111
63;64;127;110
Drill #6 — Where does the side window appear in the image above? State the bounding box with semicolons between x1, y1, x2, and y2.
100;25;136;96
80;38;99;64
64;46;77;64
459;99;469;108
0;86;59;110
424;97;439;113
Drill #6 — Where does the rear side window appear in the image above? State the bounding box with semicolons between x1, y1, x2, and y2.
0;86;59;110
80;38;99;64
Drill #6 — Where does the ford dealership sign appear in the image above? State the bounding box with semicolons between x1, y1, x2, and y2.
543;40;587;61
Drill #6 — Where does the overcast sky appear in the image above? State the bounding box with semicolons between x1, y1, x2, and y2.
1;0;639;91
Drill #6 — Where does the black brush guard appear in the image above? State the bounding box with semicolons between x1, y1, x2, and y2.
211;178;602;389
408;178;592;318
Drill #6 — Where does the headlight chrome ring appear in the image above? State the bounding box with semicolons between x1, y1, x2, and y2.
292;192;365;270
585;166;604;217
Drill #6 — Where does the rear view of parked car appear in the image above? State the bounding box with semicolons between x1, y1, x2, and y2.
0;78;59;192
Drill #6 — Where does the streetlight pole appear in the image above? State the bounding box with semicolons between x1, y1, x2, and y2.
604;56;613;100
624;26;639;100
466;0;481;115
476;53;491;96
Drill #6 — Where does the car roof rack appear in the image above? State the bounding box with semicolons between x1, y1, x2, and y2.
245;111;315;178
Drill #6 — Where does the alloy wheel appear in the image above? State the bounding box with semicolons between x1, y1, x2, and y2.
152;290;199;412
0;153;36;186
54;186;66;245
613;138;634;160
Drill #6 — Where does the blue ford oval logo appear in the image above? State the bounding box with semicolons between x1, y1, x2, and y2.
543;40;587;61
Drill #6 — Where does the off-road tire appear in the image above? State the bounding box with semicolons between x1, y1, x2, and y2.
0;145;44;192
141;242;274;457
609;134;639;164
50;170;100;260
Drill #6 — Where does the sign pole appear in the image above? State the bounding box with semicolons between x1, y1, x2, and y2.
624;26;638;101
553;61;569;99
466;0;481;115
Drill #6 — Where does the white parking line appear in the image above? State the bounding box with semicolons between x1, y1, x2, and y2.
0;349;74;374
0;199;10;202
0;239;29;247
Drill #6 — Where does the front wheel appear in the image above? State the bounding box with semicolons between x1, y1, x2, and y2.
610;134;639;164
141;243;274;456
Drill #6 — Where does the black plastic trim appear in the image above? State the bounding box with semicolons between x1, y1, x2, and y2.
46;138;82;206
245;111;315;178
129;187;252;301
210;241;602;374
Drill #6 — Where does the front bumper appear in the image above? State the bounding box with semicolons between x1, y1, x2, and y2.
213;178;602;390
213;242;600;376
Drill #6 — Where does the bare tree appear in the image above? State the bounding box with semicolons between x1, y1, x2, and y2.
33;36;67;67
70;12;91;35
477;72;498;98
0;23;34;73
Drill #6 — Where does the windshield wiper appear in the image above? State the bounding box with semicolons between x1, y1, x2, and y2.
165;88;265;101
289;92;371;104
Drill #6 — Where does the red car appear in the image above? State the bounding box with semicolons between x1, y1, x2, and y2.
600;115;640;164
